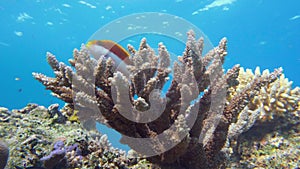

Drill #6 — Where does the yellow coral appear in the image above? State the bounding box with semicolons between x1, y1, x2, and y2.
68;110;80;122
60;104;80;123
229;67;300;121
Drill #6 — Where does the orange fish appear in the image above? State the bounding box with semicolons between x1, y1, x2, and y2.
86;40;131;64
86;40;132;75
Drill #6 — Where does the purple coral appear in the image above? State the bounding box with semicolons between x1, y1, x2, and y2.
53;140;64;150
41;140;81;169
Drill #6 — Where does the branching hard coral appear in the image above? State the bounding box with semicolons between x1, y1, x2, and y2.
228;67;300;122
226;66;299;138
33;30;282;168
84;134;129;168
223;67;300;168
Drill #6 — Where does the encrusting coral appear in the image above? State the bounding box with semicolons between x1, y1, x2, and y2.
239;127;300;168
33;30;283;168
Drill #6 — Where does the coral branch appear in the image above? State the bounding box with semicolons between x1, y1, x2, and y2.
33;30;285;169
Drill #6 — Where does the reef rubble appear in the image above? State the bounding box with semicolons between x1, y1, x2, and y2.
0;104;150;169
0;101;298;168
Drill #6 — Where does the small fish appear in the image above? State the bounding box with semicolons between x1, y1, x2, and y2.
0;41;10;47
86;40;131;74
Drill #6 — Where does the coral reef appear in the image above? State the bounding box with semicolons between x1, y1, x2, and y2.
32;30;284;168
1;102;298;169
224;67;300;168
40;140;82;169
0;104;141;169
228;67;300;121
238;126;300;168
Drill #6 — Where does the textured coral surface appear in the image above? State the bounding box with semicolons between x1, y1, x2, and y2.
1;103;299;169
239;126;300;169
31;31;291;169
230;67;300;122
0;104;146;169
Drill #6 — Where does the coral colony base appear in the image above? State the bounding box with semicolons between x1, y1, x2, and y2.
0;31;299;169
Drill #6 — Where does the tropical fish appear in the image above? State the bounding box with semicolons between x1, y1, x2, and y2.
86;40;132;74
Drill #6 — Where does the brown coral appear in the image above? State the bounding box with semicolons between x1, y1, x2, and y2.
33;30;282;168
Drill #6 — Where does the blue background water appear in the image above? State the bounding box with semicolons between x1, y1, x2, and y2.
0;0;299;150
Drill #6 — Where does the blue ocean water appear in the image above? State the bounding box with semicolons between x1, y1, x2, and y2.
0;0;299;150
